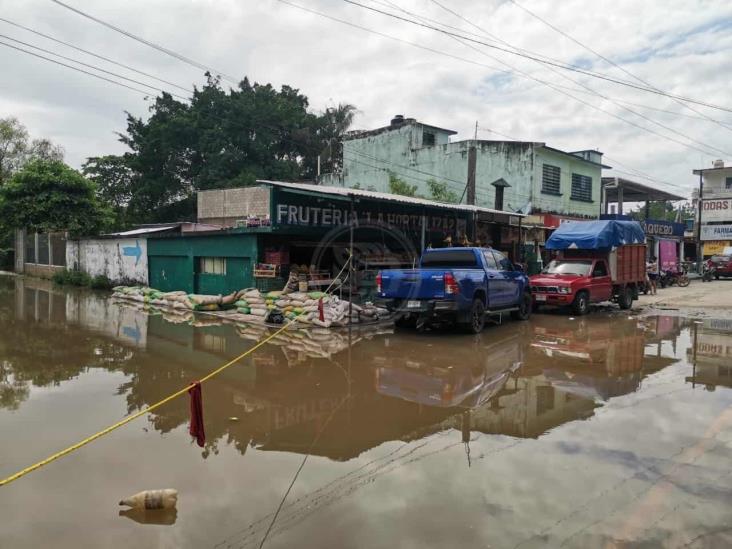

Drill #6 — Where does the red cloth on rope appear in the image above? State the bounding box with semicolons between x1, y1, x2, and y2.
188;381;205;447
318;297;325;322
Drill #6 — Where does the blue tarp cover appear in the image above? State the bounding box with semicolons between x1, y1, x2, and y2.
545;220;646;250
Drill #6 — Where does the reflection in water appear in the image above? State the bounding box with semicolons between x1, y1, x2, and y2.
118;507;178;526
1;276;692;457
5;275;732;548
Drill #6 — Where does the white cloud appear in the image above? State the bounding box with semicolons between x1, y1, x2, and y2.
1;0;731;196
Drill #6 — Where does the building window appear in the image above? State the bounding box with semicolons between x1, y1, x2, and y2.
423;131;436;147
541;164;561;195
50;233;66;267
37;233;49;265
200;257;226;275
726;177;732;190
25;233;36;264
571;173;593;202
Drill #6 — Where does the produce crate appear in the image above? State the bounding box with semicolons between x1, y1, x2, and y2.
255;277;286;293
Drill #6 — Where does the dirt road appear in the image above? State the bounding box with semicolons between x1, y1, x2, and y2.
636;277;732;315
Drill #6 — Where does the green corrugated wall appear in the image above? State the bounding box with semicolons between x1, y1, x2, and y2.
147;233;259;294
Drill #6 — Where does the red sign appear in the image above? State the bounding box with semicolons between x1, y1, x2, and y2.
541;214;586;229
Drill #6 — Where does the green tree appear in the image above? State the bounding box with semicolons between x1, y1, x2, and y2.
427;179;458;203
316;103;358;174
628;201;693;222
86;75;350;224
388;172;418;197
0;117;63;185
0;159;110;236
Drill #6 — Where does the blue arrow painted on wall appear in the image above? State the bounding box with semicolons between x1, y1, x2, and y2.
121;240;142;266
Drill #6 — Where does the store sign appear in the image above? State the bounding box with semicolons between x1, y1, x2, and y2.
703;241;731;256
641;220;685;238
274;202;467;233
541;214;586;229
700;224;732;241
701;198;732;222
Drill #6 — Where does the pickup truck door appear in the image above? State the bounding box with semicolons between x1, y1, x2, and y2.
481;250;503;307
492;250;521;308
589;260;613;302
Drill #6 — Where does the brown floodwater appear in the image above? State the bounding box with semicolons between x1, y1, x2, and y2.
1;275;732;548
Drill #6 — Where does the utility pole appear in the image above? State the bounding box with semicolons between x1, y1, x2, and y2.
467;145;477;206
696;170;704;272
474;121;478;141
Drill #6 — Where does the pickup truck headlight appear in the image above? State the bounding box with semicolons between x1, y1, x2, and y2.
558;286;571;294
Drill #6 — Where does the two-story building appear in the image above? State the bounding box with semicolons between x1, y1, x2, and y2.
324;115;608;224
693;159;732;258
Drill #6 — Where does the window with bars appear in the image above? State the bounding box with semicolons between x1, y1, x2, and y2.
571;173;593;202
541;164;561;195
200;257;226;275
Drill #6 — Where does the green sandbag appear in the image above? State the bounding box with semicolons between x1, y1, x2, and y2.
237;306;251;314
307;291;326;299
194;303;219;311
234;299;249;308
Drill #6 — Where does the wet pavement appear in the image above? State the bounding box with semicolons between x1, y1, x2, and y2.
1;274;732;548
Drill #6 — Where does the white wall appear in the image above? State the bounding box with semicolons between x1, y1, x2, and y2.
66;238;148;284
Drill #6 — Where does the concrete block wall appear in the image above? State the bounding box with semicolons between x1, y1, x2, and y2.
197;187;270;226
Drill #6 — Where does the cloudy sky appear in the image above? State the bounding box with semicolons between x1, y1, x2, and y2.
2;0;732;198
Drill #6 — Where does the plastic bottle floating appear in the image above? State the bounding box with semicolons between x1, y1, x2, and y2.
119;489;178;510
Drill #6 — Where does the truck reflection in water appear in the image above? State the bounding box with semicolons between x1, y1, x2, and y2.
1;275;693;462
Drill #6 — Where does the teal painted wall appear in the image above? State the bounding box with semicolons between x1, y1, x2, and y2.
148;234;259;294
336;125;602;218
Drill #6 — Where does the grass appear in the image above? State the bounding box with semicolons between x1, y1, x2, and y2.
52;269;112;290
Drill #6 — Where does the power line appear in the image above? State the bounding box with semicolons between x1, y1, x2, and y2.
49;0;239;85
422;0;731;158
0;39;153;97
337;0;732;114
0;33;189;101
0;17;193;94
505;0;732;133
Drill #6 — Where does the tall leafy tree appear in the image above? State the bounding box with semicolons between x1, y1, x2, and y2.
85;75;357;225
0;117;64;185
0;159;110;236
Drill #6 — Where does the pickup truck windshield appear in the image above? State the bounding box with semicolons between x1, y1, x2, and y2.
544;260;592;276
421;250;478;268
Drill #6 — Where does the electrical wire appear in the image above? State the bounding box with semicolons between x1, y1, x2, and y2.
0;17;193;94
0;33;189;101
49;0;239;85
423;0;731;158
0;39;153;97
336;0;732;114
505;0;732;133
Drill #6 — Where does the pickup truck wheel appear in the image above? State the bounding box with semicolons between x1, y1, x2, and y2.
618;287;633;309
511;292;532;321
572;291;590;316
463;298;485;334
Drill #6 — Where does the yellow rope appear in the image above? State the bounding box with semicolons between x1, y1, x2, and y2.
0;255;353;487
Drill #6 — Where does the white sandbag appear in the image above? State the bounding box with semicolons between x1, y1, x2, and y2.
250;308;267;316
311;318;332;328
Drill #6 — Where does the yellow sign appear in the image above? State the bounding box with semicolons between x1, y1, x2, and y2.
703;241;730;256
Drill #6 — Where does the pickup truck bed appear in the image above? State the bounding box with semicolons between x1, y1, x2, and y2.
378;247;532;333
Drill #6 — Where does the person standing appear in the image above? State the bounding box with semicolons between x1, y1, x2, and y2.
646;256;659;295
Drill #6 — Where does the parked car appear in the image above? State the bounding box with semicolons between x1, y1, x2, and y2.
709;255;732;279
377;247;532;333
531;220;647;315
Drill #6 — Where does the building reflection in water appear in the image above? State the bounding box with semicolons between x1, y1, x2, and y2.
0;275;704;463
686;318;732;391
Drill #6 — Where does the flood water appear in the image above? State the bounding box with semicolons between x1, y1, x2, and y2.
2;275;732;548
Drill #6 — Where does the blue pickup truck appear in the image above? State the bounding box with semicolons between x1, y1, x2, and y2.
376;247;532;333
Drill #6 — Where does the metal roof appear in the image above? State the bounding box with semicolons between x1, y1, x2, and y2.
256;180;525;217
104;226;178;237
601;177;686;202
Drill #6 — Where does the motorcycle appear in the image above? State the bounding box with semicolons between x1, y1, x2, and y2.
659;266;690;288
702;261;716;282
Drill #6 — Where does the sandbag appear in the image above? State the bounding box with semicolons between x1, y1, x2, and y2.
194;303;219;311
250;307;267;316
244;289;262;299
221;291;239;305
189;294;221;305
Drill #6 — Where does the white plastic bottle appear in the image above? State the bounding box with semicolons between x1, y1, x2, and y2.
119;489;178;510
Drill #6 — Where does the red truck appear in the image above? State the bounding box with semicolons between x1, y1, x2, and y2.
530;220;647;315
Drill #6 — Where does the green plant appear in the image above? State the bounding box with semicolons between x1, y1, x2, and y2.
0;248;13;270
388;172;418;197
90;274;113;290
427;179;459;203
52;268;91;287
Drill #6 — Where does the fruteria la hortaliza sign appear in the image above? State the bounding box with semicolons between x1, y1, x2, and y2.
701;198;732;222
700;224;732;241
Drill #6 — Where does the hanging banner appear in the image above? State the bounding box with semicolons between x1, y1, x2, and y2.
658;239;678;270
